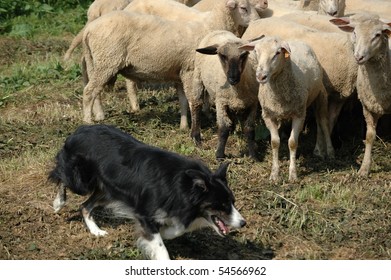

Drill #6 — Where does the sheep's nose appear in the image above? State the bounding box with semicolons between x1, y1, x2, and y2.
257;74;268;84
329;11;338;17
355;54;366;64
228;77;240;85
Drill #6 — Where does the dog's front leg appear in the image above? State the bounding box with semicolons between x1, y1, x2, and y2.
137;233;170;260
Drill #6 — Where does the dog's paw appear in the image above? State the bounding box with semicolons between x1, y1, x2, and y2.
91;229;108;236
53;197;65;213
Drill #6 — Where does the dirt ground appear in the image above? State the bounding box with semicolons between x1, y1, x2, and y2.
1;36;391;260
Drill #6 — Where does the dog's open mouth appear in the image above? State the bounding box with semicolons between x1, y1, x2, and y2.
212;215;229;235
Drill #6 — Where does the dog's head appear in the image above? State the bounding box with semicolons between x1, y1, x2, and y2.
186;162;246;236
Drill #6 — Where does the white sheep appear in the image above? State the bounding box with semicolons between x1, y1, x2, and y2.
63;0;131;61
330;14;391;177
194;0;269;13
190;30;260;160
299;0;346;16
242;17;358;138
345;0;391;20
176;0;201;5
240;36;335;181
82;0;260;126
124;0;207;22
281;12;345;33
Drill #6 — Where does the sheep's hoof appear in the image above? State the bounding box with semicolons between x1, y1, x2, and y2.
216;155;226;162
94;114;105;122
192;135;202;147
357;168;369;177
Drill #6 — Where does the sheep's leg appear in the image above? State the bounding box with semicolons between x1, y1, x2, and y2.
241;105;258;160
179;73;194;130
328;98;345;134
358;107;380;177
314;91;335;159
189;74;205;145
125;79;140;113
263;116;280;181
92;94;105;121
83;82;105;123
288;117;305;182
216;104;233;159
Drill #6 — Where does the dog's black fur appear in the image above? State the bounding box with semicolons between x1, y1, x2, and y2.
49;125;245;259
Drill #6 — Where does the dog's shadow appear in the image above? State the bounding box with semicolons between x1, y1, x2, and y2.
66;210;273;260
165;230;274;260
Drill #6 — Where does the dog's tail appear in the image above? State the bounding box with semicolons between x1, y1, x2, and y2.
49;148;98;212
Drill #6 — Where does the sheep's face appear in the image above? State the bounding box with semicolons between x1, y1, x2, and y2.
196;41;250;85
331;16;391;64
226;0;260;27
351;21;391;64
319;0;345;17
239;37;290;84
251;0;268;12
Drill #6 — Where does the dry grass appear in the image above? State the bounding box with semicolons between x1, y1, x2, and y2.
1;29;391;260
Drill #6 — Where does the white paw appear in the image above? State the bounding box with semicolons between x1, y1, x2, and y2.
91;229;108;237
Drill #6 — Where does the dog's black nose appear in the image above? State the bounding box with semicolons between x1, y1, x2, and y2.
240;219;247;228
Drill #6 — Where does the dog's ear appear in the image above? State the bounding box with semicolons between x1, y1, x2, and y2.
185;169;208;192
215;162;230;180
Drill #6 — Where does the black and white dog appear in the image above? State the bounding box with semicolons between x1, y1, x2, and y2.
49;125;246;260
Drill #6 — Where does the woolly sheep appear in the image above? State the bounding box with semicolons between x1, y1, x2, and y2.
240;36;335;181
190;30;259;160
299;0;346;16
331;14;391;177
124;0;207;22
242;17;358;136
345;0;391;20
82;0;260;127
176;0;201;6
195;0;268;13
122;0;261;113
63;0;131;61
281;13;344;33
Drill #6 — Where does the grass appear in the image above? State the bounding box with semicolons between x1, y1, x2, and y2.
1;5;391;260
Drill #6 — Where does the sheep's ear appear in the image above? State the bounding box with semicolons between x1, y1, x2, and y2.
383;26;391;37
238;41;257;51
330;17;350;26
196;45;218;55
381;21;391;37
337;25;355;33
281;41;291;59
226;0;237;9
248;34;265;42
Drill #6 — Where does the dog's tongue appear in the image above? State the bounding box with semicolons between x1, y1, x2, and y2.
215;217;229;235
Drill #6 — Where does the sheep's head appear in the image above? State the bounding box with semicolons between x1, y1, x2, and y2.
251;0;268;12
319;0;346;17
226;0;260;28
239;36;291;84
197;41;250;85
330;14;391;64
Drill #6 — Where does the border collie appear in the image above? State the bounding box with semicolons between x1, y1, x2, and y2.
49;125;246;260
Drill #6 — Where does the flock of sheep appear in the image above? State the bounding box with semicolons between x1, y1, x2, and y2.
64;0;391;181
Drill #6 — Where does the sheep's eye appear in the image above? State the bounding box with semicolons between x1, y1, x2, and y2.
219;54;227;61
274;50;281;57
240;6;248;12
